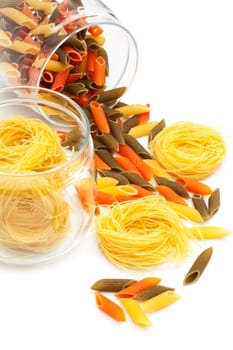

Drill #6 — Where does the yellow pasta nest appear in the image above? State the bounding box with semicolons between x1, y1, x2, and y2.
0;115;67;173
95;195;192;270
0;116;71;253
149;121;226;180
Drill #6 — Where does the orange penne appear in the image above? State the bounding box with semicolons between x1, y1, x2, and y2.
90;101;110;133
42;70;54;83
115;277;161;298
51;69;69;92
130;184;154;197
118;144;153;181
88;25;103;36
138;103;150;125
96;191;117;205
93;56;106;86
95;292;126;322
156;185;188;206
176;178;212;195
114;155;142;176
62;45;83;65
87;49;98;72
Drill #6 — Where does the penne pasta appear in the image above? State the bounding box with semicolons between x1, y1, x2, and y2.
115;277;161;298
166;201;204;223
90;100;110;134
91;87;127;103
95;292;126;322
208;188;220;217
128;121;158;138
10;39;40;55
134;284;175;301
98;185;138;196
95;154;111;170
154;176;190;198
115;104;150;118
91;278;137;292
114;156;142;176
26;0;58;15
95;149;122;171
0;29;12;48
176;178;212;195
189;226;231;239
142;290;181;312
192;194;209;220
119;298;152;327
122;171;155;191
96;131;119;153
96;176;119;188
183;247;213;285
123;133;153;159
143;159;170;179
148;118;166;142
108;119;125;144
156;185;188;206
45;60;74;73
31;23;57;38
98;169;129;185
122;115;139;133
0;7;37;29
93;56;106;86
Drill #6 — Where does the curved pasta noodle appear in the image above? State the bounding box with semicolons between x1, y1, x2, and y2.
149;121;226;179
183;247;213;285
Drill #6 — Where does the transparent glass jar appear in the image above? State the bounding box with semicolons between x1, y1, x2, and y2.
0;0;138;105
0;86;95;265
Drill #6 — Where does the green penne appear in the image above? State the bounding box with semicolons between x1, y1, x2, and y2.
148;118;166;142
123;171;155;191
123;133;153;159
192;194;209;220
183;247;213;285
208;188;220;217
98;169;129;185
95;149;122;170
91;278;137;292
108;119;125;145
122;115;139;133
134;285;175;301
90;87;127;103
154;176;190;198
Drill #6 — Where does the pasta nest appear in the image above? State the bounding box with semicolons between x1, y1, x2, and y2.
149;121;226;180
95;195;192;270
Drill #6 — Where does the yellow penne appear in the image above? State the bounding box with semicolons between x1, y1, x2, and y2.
142;291;181;313
85;35;106;46
128;121;158;138
166;202;204;223
0;29;12;48
0;62;20;79
10;40;40;55
26;0;57;15
96;177;119;188
98;185;138;196
0;8;37;29
190;226;231;239
119;298;152;327
45;60;74;73
31;23;57;38
115;104;150;118
143;159;170;178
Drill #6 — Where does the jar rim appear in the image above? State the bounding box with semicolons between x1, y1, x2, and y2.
0;86;91;177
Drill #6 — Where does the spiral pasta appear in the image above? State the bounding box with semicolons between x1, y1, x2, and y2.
149;121;226;180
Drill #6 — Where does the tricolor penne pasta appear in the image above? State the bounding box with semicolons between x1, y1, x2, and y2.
142;291;181;312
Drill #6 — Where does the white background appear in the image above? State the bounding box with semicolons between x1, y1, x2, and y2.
1;1;233;349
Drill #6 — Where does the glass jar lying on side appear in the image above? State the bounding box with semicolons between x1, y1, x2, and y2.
0;0;138;106
0;86;95;265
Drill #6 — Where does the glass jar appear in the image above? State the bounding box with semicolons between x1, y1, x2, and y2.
0;86;95;265
0;0;138;105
